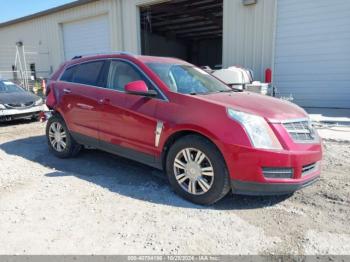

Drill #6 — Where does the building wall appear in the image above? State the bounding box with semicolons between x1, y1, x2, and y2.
0;0;166;77
273;0;350;108
120;0;276;80
118;0;168;53
0;0;119;78
0;0;276;81
223;0;276;81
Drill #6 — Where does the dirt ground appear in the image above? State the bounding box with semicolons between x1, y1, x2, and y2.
0;120;349;255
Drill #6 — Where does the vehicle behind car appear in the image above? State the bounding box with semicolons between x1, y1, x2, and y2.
0;80;45;122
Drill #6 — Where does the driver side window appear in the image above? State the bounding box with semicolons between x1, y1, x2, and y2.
107;61;145;91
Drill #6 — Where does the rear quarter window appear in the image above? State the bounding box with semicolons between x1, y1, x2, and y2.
60;66;76;82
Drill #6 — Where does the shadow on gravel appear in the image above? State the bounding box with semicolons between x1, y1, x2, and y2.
0;135;289;209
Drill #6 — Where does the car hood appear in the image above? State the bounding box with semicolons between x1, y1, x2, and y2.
197;92;308;122
0;91;39;105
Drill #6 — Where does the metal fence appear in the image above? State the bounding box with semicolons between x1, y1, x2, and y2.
0;43;51;96
0;70;50;97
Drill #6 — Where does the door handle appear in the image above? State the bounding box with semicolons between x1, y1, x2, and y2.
98;98;110;105
63;88;72;94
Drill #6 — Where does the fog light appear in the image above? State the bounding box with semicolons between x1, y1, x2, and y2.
302;162;318;177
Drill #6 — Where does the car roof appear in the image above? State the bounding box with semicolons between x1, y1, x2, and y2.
135;55;191;65
64;54;192;67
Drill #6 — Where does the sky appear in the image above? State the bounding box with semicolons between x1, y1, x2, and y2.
0;0;76;23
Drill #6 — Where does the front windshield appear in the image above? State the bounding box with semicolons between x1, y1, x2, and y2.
0;81;25;93
146;63;232;94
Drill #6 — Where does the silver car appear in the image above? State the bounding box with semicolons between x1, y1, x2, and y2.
0;80;45;122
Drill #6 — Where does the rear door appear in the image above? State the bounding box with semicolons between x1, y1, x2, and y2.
58;60;106;142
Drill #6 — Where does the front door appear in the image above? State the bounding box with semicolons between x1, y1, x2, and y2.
98;60;162;161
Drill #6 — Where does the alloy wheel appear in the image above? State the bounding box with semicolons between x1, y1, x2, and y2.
48;122;67;152
173;148;214;195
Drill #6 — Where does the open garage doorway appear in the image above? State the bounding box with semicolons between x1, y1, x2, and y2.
140;0;223;69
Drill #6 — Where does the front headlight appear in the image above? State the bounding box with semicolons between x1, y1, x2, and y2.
35;98;43;106
227;108;282;150
0;104;5;109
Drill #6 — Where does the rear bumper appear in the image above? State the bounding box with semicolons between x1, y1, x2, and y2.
231;174;319;195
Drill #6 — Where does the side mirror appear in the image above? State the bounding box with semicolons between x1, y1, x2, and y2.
125;80;157;97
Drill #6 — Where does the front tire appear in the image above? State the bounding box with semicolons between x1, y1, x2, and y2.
166;135;230;205
46;115;81;158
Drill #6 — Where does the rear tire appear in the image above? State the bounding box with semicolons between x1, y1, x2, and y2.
166;135;230;205
46;114;81;158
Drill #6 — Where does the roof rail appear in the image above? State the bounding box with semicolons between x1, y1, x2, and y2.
71;51;135;60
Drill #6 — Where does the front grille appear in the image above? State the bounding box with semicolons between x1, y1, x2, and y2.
262;167;294;179
302;162;318;176
5;101;34;109
283;119;317;142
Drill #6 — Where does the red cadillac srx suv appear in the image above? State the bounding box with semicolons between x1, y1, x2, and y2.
45;53;322;205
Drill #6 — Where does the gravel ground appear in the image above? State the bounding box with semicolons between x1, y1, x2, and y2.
0;120;349;255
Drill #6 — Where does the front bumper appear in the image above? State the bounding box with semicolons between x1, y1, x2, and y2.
221;142;322;195
0;105;45;121
231;174;319;195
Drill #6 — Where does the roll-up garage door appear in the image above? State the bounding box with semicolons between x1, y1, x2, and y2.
274;0;350;108
62;15;110;60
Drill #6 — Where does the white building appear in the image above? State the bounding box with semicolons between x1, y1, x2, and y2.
0;0;349;108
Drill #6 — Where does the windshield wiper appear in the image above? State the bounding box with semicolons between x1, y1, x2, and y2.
219;88;242;93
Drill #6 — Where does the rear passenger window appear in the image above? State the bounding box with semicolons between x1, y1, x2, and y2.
73;61;104;86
